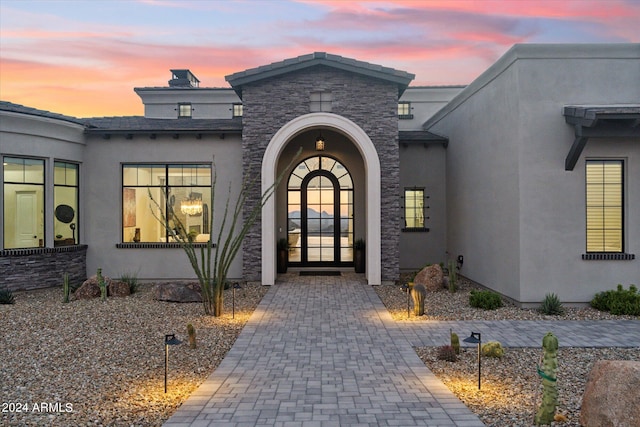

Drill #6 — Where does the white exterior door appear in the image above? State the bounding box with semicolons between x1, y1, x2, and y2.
16;191;39;247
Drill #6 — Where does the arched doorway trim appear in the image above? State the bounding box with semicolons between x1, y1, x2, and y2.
261;112;381;285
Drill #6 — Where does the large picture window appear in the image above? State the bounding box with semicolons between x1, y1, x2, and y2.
122;164;211;243
3;157;45;248
586;160;623;252
54;162;79;246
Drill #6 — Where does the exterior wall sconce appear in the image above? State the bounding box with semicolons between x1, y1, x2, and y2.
315;135;325;151
164;334;182;393
463;332;482;390
232;282;242;319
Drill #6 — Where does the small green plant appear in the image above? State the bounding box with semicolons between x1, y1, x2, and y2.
450;330;460;355
187;323;197;349
469;290;503;310
481;341;505;358
437;345;458;362
591;284;640;316
539;292;564;315
0;286;15;304
447;259;457;293
97;268;107;301
120;272;139;294
62;273;70;303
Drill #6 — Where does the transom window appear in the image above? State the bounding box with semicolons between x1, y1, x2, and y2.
122;164;211;243
586;160;623;252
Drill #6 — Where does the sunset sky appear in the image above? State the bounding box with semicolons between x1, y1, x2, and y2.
1;0;639;118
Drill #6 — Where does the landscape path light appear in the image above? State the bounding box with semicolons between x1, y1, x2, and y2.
164;334;182;393
401;283;410;318
232;282;242;319
463;332;482;390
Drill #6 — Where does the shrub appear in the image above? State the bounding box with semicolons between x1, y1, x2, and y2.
0;287;15;304
481;341;505;358
120;272;139;294
437;345;458;362
591;284;640;316
539;293;564;315
469;290;503;310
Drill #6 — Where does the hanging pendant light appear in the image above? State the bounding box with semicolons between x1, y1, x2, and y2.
180;193;203;216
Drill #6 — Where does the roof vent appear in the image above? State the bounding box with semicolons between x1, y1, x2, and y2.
169;69;200;88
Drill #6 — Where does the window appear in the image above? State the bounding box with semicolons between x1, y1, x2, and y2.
310;91;332;112
232;103;243;117
122;164;211;243
398;102;413;119
177;103;192;118
54;162;79;246
3;157;45;248
403;188;425;230
586;160;623;252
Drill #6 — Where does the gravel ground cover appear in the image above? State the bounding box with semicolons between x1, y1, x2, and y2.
376;278;640;426
1;283;267;427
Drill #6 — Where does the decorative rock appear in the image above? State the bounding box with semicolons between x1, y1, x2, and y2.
580;360;640;427
413;264;444;292
74;275;106;299
154;283;202;303
108;281;131;297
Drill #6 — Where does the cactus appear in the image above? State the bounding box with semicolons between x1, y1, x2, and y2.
450;330;460;355
410;282;426;316
437;345;457;362
187;323;196;349
97;268;107;301
481;341;505;358
447;259;457;293
535;332;559;425
62;273;70;303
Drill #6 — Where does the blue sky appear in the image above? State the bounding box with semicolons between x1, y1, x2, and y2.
1;0;639;117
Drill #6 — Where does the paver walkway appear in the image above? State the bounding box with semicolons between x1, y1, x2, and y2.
164;273;640;427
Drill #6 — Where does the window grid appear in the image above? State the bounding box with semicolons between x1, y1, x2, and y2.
54;162;79;245
177;103;192;118
232;103;243;117
585;160;623;253
398;102;413;119
403;188;425;229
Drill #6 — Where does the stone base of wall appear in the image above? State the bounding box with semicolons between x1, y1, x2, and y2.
0;245;87;292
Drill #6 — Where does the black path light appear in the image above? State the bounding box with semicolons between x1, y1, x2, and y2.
401;283;410;318
463;332;482;390
164;334;182;393
232;282;242;319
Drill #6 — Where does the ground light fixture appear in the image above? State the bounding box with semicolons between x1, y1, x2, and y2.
164;334;182;393
463;332;482;390
401;283;410;317
232;282;242;319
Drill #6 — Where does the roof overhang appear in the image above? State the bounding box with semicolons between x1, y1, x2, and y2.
399;130;448;148
225;52;414;98
563;105;640;171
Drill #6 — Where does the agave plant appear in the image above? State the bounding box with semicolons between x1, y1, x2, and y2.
539;292;564;315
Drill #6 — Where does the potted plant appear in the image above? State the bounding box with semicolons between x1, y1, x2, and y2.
277;238;288;273
354;238;365;273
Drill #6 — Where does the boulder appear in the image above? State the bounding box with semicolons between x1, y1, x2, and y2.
154;283;202;303
580;360;640;427
108;281;131;297
413;264;444;292
74;275;108;299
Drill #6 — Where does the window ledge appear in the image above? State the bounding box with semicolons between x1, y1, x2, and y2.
398;114;414;120
582;253;635;261
116;242;215;249
1;245;88;257
402;227;429;233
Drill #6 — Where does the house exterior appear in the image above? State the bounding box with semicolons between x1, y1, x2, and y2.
1;44;638;306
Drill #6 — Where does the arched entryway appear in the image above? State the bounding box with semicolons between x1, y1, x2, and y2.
287;156;354;266
262;112;381;285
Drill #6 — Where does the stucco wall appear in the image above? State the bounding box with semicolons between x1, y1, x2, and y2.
83;133;243;281
427;44;640;304
240;67;401;282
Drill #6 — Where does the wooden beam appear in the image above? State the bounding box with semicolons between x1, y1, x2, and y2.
565;135;588;171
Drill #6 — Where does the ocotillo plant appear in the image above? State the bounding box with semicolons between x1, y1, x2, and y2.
97;268;107;301
187;323;197;349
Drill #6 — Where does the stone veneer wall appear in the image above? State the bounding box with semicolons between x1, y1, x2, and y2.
241;67;400;282
0;245;87;292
